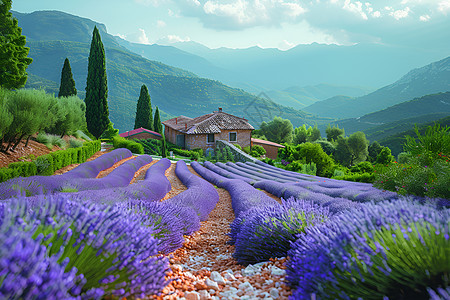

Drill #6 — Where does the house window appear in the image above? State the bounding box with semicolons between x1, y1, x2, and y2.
207;134;215;144
229;132;237;142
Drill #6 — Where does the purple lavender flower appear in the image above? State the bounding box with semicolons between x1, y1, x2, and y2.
286;199;450;299
232;198;331;265
1;195;169;298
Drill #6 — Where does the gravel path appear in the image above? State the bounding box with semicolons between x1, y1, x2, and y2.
54;152;292;299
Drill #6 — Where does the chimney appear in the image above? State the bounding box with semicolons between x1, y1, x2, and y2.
218;107;222;112
185;123;187;130
176;118;178;124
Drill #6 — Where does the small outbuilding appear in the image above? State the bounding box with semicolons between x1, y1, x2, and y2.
119;127;162;140
251;138;285;160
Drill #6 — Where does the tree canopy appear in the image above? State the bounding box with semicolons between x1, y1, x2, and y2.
85;26;109;139
134;84;153;131
58;58;77;97
153;106;162;134
0;0;33;89
259;117;293;144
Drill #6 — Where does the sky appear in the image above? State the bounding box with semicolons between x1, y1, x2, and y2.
12;0;450;50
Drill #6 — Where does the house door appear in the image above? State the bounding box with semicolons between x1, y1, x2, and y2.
176;134;185;148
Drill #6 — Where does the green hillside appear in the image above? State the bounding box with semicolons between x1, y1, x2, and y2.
304;57;450;119
377;116;450;157
328;92;450;135
18;11;313;132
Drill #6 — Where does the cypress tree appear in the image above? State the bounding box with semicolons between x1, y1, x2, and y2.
161;136;167;158
153;106;162;134
58;58;77;97
85;26;109;139
134;84;153;130
0;0;33;89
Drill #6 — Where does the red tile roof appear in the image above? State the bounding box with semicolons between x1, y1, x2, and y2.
251;138;285;148
119;127;162;138
163;111;254;134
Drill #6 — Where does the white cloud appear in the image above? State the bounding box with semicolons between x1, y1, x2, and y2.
372;10;381;17
343;0;368;20
157;20;166;28
167;35;191;43
138;28;151;44
419;14;430;21
438;0;450;14
180;0;307;29
389;6;410;20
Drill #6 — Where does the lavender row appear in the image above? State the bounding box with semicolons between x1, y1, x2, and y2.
191;162;333;266
62;148;132;179
214;162;268;182
60;154;153;192
224;162;293;183
18;158;172;206
237;161;312;183
202;161;255;184
191;161;279;218
164;160;219;222
0;148;133;199
286;199;450;299
0;195;169;298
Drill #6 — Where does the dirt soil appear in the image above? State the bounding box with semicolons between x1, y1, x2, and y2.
0;140;63;169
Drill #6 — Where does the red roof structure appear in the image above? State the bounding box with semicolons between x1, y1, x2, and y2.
251;138;285;148
119;127;162;139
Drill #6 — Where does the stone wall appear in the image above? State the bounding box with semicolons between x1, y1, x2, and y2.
216;140;258;163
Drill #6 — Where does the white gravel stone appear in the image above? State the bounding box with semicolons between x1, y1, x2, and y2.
199;289;211;300
205;278;219;291
222;272;236;282
185;291;200;300
225;269;234;274
271;266;286;276
171;264;183;272
238;281;254;291
210;271;226;285
270;288;280;299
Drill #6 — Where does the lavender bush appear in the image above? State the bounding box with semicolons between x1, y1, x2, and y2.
232;198;331;265
0;221;86;299
1;195;169;298
286;199;450;299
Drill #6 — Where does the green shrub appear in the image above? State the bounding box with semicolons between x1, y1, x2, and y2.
112;136;144;154
251;145;266;156
35;154;54;176
333;172;376;183
68;138;83;148
234;144;242;150
73;129;92;141
350;161;374;173
0;168;19;182
8;161;37;177
243;146;251;154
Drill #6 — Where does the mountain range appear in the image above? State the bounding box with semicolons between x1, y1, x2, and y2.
305;56;450;119
328;92;450;137
14;10;314;133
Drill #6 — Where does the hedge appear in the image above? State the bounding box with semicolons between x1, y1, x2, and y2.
0;140;101;182
112;136;144;154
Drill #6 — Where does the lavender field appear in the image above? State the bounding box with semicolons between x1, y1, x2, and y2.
0;148;449;299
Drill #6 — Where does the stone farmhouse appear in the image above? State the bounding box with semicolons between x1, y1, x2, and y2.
162;108;254;151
